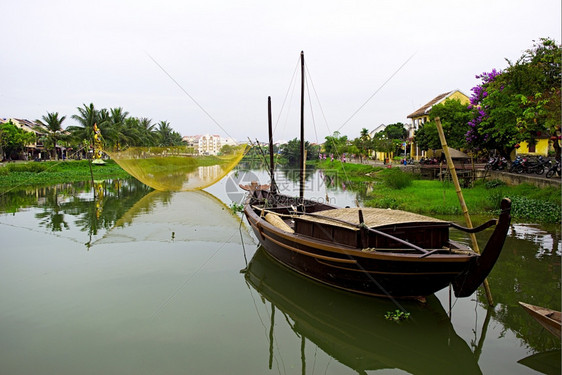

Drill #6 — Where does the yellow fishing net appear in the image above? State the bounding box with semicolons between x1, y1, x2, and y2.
94;189;253;246
107;144;247;191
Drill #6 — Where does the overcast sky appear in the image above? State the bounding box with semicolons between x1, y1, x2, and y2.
1;0;560;143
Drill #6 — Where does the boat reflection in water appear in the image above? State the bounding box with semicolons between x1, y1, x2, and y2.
518;350;561;375
245;247;482;375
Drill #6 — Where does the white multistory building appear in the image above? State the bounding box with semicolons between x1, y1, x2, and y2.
181;134;238;155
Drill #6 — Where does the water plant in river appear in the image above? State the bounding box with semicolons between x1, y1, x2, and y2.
229;202;244;214
385;310;411;322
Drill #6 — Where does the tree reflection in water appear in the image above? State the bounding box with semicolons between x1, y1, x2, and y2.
0;178;154;249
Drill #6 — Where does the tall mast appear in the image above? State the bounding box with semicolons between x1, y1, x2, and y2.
267;96;276;194
299;51;305;201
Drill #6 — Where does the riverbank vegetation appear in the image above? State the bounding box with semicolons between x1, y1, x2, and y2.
0;160;130;190
1;104;185;162
248;38;561;168
319;160;560;224
365;177;560;224
1;157;560;223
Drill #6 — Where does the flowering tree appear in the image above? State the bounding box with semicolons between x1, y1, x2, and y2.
466;69;521;158
466;38;561;159
514;38;561;159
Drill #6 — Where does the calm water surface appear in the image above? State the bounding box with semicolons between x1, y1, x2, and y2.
0;168;560;374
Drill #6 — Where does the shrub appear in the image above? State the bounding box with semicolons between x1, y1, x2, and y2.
6;163;48;173
485;179;506;189
378;168;412;189
376;197;400;209
486;189;506;211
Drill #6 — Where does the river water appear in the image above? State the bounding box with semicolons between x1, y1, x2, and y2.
0;167;560;374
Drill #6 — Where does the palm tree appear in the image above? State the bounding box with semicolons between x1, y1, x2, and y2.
357;127;371;162
138;117;157;146
68;103;98;145
68;103;113;157
108;107;130;150
156;120;174;146
35;112;66;160
97;108;111;141
121;117;142;147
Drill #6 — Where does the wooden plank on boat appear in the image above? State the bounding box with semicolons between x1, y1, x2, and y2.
300;207;444;229
519;302;561;339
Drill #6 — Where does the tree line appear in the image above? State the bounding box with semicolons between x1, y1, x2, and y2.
4;38;558;163
281;38;561;165
322;124;408;162
1;103;184;160
416;38;560;160
276;123;408;166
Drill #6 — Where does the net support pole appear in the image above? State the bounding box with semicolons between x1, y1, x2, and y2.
435;117;494;306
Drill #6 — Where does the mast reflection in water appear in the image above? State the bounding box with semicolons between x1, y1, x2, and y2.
245;247;482;375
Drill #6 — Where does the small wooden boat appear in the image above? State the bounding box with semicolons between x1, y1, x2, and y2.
242;52;512;300
519;302;561;339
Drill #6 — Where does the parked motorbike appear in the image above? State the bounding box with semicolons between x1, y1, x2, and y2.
534;156;549;175
419;157;438;165
509;156;522;173
485;156;507;171
516;157;531;174
516;156;547;174
545;159;561;178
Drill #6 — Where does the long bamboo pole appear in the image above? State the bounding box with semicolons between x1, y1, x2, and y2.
435;117;494;306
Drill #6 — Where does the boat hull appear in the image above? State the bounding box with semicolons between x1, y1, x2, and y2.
246;208;474;298
519;302;562;339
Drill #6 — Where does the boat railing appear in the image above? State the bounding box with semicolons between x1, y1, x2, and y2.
449;220;498;233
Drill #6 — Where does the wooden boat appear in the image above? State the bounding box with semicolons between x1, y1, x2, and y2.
519;302;561;339
245;247;483;374
242;52;512;299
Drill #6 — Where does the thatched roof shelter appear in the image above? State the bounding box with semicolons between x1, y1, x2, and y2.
445;148;470;160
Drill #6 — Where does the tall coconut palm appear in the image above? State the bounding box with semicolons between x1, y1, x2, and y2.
68;103;99;145
108;107;130;150
68;103;114;157
156;120;174;146
138;117;157;146
35;112;66;160
97;108;112;141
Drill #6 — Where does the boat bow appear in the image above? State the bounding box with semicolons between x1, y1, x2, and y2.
453;198;512;297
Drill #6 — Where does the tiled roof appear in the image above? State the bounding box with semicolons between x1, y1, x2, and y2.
407;91;453;119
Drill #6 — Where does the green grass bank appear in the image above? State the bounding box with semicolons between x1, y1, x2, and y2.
318;160;561;224
0;160;130;190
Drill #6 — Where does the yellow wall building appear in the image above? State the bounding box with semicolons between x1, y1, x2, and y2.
515;138;553;158
406;90;470;160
